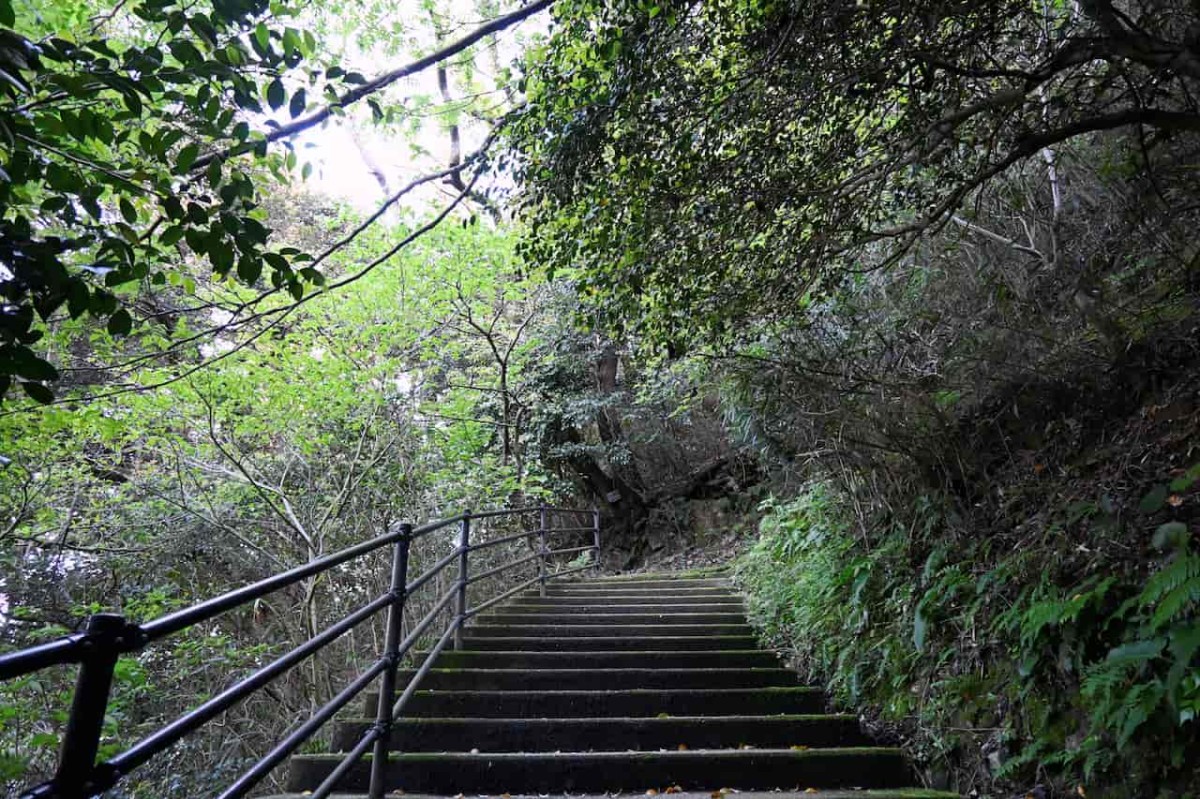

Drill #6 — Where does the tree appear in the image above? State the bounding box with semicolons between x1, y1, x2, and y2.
0;0;550;403
510;0;1200;352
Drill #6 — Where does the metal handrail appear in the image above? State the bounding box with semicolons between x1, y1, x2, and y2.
1;505;600;799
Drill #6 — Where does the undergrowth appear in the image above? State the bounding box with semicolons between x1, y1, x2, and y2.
735;480;1200;798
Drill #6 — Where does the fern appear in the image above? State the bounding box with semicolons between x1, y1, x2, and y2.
1139;552;1200;630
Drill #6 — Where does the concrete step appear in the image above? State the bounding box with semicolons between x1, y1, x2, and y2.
514;595;743;606
464;624;754;638
331;713;870;752
270;787;955;791
540;587;739;597
592;570;729;580
582;577;732;589
286;747;912;793
394;667;799;691
427;649;782;670
483;612;749;625
363;687;824;718
502;602;744;614
460;635;760;651
282;571;937;798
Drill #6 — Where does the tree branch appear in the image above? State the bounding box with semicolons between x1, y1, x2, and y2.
191;0;553;170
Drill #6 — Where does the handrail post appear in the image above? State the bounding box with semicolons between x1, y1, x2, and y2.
54;613;127;799
368;523;411;799
537;504;548;597
592;507;601;573
453;511;471;650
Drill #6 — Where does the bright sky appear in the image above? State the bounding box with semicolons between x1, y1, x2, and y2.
282;3;549;214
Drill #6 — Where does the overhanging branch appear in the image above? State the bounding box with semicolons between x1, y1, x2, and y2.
192;0;553;170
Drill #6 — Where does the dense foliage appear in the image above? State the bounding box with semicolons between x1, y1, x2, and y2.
513;0;1200;351
508;0;1200;795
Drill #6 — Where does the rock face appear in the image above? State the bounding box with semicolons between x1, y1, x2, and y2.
285;573;957;798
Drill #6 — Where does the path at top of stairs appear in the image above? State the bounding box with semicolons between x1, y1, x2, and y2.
282;571;957;799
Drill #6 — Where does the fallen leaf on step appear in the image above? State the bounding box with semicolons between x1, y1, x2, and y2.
665;786;683;794
804;789;819;794
677;744;688;751
789;745;809;751
470;748;480;754
1077;788;1087;798
501;793;511;798
711;791;726;798
646;789;659;796
738;744;754;750
390;791;404;797
657;713;671;719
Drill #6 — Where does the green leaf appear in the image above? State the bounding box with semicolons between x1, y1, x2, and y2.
288;87;306;118
176;143;200;172
206;158;222;188
1169;463;1200;492
266;78;285;111
237;258;262;284
13;352;58;382
282;27;301;56
1106;638;1165;666
1152;522;1189;551
22;382;54;404
122;90;143;116
0;0;14;27
253;23;271;51
1139;485;1169;515
107;309;133;336
912;605;927;653
119;198;137;224
159;225;185;246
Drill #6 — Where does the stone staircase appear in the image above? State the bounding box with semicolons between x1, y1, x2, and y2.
285;572;955;798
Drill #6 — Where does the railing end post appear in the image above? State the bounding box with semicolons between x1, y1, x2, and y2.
537;504;548;597
54;612;128;799
453;511;471;650
592;506;601;574
369;521;412;799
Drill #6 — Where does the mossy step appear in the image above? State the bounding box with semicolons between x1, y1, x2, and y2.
483;612;749;625
330;713;869;752
465;623;754;638
285;747;912;793
363;686;824;718
460;635;760;651
427;649;781;669
392;667;798;691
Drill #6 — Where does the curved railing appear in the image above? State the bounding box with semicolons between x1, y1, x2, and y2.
0;505;601;799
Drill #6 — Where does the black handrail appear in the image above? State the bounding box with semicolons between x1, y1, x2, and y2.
1;505;600;799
